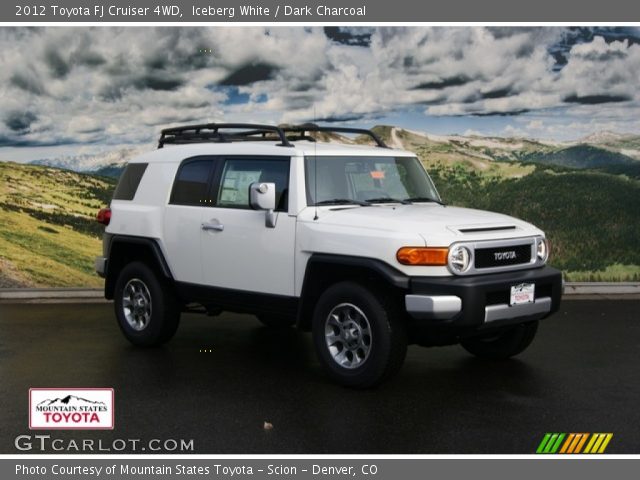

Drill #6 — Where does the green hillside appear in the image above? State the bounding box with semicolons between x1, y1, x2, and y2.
523;145;637;170
0;161;116;287
94;165;125;178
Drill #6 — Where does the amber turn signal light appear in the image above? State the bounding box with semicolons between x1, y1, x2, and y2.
396;247;449;266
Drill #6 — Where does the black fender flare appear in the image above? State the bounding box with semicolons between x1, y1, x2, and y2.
105;235;173;299
296;253;409;330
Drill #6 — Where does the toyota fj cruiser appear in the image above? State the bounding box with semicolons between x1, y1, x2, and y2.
96;123;562;388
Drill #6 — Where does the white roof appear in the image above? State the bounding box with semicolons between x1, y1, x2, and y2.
129;140;415;163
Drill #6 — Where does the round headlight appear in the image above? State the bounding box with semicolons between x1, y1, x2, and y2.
448;245;471;273
537;237;549;263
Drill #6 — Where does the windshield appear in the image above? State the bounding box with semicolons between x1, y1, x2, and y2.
305;156;440;206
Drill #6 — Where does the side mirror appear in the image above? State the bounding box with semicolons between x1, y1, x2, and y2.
249;182;277;228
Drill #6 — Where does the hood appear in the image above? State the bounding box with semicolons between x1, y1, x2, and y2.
304;203;540;244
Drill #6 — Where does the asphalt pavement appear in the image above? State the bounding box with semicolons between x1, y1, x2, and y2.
1;300;638;454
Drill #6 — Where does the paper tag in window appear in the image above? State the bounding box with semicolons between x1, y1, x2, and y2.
370;171;385;179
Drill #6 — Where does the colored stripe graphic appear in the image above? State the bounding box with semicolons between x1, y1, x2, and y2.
584;433;614;454
536;433;552;453
559;433;575;454
536;433;565;453
537;433;613;454
569;433;589;453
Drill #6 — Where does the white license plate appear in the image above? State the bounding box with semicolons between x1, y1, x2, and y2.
510;283;535;305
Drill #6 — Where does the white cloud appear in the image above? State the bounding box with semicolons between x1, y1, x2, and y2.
0;27;639;149
526;120;545;130
463;129;483;136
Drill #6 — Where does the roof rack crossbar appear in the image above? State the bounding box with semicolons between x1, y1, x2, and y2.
282;124;388;148
157;122;388;149
158;123;293;148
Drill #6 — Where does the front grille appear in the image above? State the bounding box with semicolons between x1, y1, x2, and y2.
474;244;532;269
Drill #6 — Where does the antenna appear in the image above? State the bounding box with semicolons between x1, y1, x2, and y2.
313;105;319;221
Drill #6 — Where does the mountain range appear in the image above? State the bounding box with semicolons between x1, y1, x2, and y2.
27;128;640;178
30;144;152;177
368;127;640;173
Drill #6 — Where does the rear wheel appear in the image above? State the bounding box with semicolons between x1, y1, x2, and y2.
312;281;407;388
461;321;539;360
114;261;180;346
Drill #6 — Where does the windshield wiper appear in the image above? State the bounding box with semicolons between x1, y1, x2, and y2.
365;197;410;205
314;198;371;206
403;197;446;206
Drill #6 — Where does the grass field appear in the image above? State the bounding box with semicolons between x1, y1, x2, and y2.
0;161;115;287
563;264;640;282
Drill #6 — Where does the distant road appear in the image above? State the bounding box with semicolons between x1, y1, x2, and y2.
1;300;639;454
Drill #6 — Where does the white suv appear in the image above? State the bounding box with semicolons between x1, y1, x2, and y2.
96;123;562;388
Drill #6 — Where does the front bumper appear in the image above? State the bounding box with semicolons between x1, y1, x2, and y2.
405;265;562;329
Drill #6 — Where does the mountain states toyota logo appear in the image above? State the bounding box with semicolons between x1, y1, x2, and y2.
29;388;114;430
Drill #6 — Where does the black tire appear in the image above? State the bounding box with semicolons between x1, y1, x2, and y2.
461;321;539;360
113;261;180;346
312;281;407;388
256;315;295;328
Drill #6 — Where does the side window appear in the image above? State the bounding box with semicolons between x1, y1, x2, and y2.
113;163;148;201
170;159;214;206
217;158;290;211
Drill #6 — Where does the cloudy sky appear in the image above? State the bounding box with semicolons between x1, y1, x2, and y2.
1;26;640;162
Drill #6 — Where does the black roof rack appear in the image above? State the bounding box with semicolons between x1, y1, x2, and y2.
157;122;388;149
158;123;293;148
281;123;388;148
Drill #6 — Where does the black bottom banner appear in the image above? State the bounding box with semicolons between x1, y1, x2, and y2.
4;458;638;480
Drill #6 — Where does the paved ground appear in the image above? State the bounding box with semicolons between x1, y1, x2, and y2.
1;300;638;454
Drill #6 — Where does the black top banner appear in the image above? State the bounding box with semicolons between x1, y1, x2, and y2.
6;0;640;22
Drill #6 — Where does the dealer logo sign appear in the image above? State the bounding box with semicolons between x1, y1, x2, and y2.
29;388;114;430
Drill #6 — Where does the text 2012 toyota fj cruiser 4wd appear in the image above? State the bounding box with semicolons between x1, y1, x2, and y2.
96;123;562;388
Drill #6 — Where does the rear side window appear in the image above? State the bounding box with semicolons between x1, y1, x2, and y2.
113;163;148;201
170;159;215;206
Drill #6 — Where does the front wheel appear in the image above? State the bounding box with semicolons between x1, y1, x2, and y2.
312;282;407;388
461;321;539;360
114;261;180;346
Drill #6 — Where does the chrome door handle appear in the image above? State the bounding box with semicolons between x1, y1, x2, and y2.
201;222;224;231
